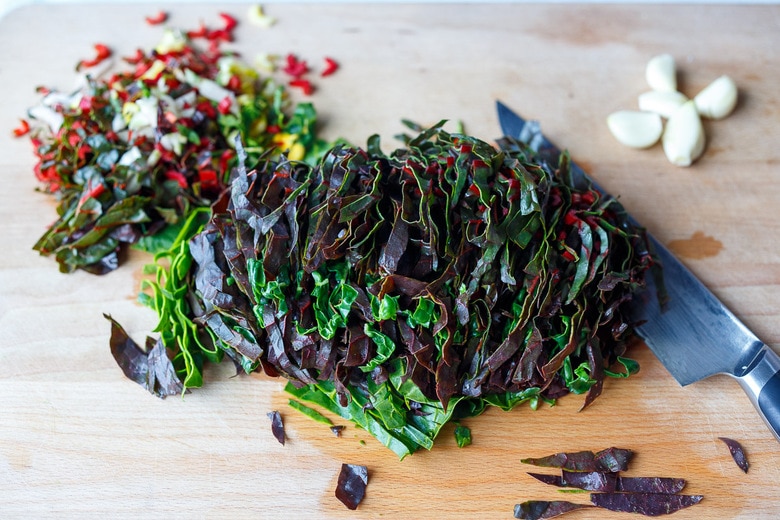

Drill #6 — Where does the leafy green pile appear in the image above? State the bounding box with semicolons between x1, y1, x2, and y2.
27;23;327;274
184;122;653;458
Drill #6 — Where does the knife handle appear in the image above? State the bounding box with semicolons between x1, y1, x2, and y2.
737;345;780;442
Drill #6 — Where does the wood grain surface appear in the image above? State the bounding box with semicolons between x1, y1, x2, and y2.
1;3;780;519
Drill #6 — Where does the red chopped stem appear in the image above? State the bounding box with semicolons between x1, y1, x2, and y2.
145;11;168;25
165;170;188;188
123;49;145;64
321;57;339;77
85;183;106;200
283;54;309;78
13;119;30;137
187;22;208;39
199;169;219;190
78;43;112;70
289;78;314;96
206;28;233;43
219;12;238;32
217;96;232;115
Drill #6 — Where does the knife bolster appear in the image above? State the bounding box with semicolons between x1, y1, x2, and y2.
737;345;780;442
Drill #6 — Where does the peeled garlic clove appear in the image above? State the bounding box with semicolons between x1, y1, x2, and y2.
607;110;663;148
663;100;705;167
645;54;677;92
638;90;689;119
694;75;738;120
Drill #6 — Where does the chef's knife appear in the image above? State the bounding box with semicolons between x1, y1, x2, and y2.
497;100;780;442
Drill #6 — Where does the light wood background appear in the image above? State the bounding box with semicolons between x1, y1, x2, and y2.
1;3;779;519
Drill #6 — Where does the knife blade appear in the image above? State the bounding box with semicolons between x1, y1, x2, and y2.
497;100;780;441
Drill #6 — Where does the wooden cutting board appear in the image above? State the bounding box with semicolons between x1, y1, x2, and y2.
2;3;779;519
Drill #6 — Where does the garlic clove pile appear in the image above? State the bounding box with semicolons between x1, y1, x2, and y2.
607;54;739;167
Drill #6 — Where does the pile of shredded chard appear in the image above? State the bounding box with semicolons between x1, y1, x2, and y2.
129;122;655;459
24;12;330;274
21;10;657;461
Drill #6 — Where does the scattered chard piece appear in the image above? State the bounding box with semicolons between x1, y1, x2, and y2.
718;437;749;473
335;464;368;510
590;492;703;516
267;410;286;445
520;446;701;517
454;423;472;448
288;399;333;426
528;472;565;488
530;471;685;495
522;448;634;473
563;471;618;492
104;314;184;398
330;425;345;437
594;447;635;473
513;501;592;520
617;476;686;494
